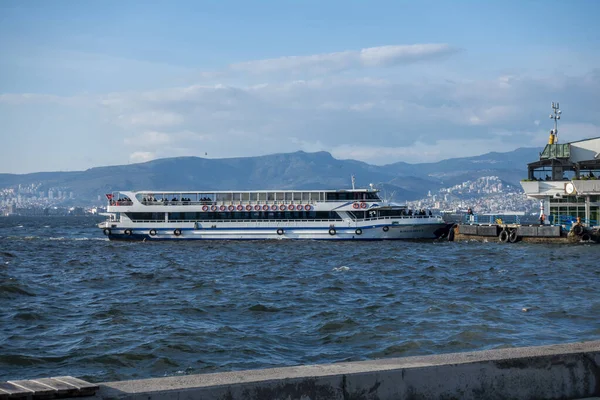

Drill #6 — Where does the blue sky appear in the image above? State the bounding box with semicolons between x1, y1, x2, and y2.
1;0;599;173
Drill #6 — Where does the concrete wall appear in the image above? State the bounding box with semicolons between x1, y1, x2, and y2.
94;341;600;400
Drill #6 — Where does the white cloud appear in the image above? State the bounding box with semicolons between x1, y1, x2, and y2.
359;44;455;66
56;71;600;167
129;151;155;163
125;111;184;127
2;46;599;173
124;131;171;147
229;44;458;75
559;123;600;143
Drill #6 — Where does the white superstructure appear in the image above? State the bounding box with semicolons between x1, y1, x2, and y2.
98;188;447;240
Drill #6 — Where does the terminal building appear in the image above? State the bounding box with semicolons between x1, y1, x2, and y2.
520;104;600;228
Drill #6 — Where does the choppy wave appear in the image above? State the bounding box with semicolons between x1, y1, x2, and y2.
0;216;599;383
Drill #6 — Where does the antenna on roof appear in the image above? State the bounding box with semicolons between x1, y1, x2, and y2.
549;102;561;144
351;174;356;190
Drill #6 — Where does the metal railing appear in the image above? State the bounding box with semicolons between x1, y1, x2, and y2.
463;214;522;225
107;215;442;224
555;215;598;228
116;200;384;206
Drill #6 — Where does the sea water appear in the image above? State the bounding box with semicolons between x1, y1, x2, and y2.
1;216;599;382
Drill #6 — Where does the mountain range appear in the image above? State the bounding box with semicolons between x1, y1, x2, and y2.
0;147;541;203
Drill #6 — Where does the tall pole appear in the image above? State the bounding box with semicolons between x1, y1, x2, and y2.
549;102;561;143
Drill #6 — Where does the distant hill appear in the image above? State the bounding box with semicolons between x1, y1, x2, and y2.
0;148;542;203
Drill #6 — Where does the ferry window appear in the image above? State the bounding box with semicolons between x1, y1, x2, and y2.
326;192;345;201
366;192;380;200
293;192;301;201
267;192;275;201
126;212;165;221
250;193;258;201
242;193;250;201
216;193;232;202
276;192;285;201
347;211;365;220
285;192;293;201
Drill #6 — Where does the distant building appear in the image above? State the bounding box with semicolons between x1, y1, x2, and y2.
521;137;600;226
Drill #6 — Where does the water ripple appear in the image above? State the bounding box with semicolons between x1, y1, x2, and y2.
0;216;599;383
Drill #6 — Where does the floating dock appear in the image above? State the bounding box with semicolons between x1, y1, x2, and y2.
448;222;599;244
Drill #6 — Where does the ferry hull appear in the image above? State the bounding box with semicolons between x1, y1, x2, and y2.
101;222;447;241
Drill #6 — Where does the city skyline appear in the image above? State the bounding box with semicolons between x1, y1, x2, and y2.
1;0;599;173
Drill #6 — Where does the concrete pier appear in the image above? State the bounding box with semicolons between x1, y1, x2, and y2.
87;341;600;400
450;223;599;244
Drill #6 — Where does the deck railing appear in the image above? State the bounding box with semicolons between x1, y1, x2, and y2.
112;215;442;224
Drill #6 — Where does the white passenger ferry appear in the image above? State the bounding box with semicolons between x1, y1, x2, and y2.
98;187;447;240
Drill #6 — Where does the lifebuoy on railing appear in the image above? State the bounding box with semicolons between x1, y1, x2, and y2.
263;205;269;211
202;205;208;212
220;205;226;211
360;202;367;209
237;205;243;211
279;205;286;211
352;202;360;209
228;205;235;212
296;205;304;211
288;204;294;211
254;205;261;211
305;205;312;211
211;205;218;212
271;205;278;211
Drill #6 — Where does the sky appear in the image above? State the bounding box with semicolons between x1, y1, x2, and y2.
1;0;599;174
